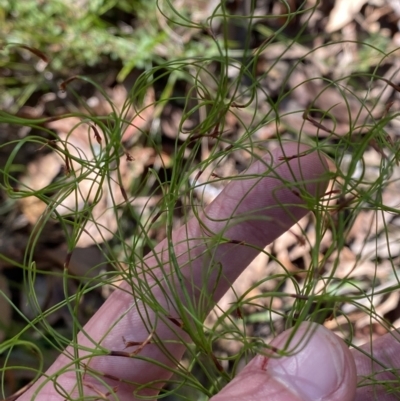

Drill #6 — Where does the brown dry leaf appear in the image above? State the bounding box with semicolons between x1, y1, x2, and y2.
85;85;155;144
273;216;309;252
355;291;400;329
326;0;369;33
352;234;400;260
122;87;155;143
39;244;106;278
18;106;156;248
19;152;63;225
284;67;373;138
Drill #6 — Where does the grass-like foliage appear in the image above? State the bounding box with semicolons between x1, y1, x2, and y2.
1;0;400;399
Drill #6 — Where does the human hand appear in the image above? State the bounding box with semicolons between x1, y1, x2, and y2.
14;142;398;401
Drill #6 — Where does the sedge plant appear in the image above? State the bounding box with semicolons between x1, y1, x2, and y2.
1;1;400;399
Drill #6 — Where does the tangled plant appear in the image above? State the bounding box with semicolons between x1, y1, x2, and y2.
1;1;400;400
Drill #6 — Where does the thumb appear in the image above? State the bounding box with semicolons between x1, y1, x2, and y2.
211;322;357;401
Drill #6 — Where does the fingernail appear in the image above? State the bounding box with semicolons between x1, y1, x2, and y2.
265;323;347;400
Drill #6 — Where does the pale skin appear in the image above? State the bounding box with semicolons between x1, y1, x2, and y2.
15;143;400;401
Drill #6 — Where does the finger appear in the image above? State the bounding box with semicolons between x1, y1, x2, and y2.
16;143;329;401
163;142;329;304
210;322;357;401
352;330;400;400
